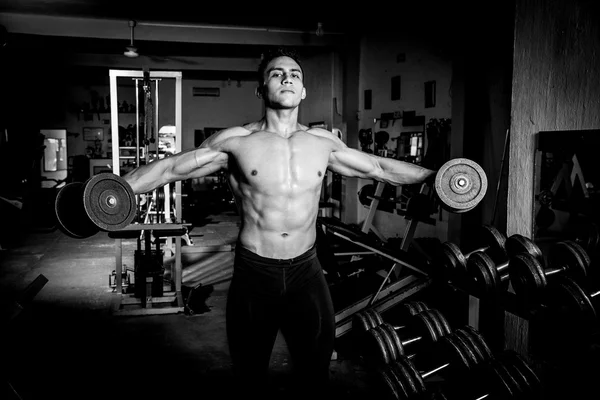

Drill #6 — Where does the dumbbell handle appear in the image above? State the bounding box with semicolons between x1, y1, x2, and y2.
543;265;568;277
421;362;451;379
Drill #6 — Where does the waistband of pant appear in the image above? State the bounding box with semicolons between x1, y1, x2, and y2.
235;241;317;267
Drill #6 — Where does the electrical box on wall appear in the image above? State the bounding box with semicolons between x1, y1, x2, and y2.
192;87;220;97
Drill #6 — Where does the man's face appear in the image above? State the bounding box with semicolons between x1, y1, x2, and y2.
260;56;306;109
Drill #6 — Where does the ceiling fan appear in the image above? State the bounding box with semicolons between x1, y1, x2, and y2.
124;20;139;58
123;19;198;65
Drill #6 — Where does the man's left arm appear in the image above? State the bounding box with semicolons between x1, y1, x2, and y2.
327;139;435;186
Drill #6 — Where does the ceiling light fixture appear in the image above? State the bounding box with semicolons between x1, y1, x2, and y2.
316;22;324;37
124;20;139;58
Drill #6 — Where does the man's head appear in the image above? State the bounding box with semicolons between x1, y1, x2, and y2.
256;47;306;109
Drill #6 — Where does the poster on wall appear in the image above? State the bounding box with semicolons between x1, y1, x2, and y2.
83;127;104;141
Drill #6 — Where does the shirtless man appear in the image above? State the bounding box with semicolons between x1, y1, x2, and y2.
122;48;435;398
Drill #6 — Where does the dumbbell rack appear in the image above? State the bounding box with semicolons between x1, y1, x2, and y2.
108;69;185;316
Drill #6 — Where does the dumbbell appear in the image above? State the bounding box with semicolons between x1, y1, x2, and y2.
429;350;542;400
360;308;452;367
55;173;137;238
465;234;544;297
433;158;488;214
353;301;431;336
544;275;600;335
510;240;591;303
375;325;493;400
434;225;508;283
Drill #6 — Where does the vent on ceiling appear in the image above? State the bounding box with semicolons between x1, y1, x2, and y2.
192;87;220;97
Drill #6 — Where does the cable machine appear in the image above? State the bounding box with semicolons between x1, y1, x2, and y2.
108;69;184;316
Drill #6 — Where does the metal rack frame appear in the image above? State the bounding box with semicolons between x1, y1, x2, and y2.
108;69;183;315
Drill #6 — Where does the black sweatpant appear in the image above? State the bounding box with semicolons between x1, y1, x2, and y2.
225;242;335;398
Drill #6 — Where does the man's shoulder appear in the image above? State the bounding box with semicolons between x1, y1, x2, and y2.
202;126;251;146
306;127;340;141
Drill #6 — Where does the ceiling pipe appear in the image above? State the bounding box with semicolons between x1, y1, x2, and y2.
137;20;342;35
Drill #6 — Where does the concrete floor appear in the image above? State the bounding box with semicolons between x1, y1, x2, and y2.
0;212;372;400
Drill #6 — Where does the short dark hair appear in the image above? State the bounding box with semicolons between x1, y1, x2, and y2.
257;47;304;85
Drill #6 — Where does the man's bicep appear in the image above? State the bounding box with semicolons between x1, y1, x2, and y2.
170;147;228;179
328;147;380;178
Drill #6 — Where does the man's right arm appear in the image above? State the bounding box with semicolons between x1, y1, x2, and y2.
122;127;242;194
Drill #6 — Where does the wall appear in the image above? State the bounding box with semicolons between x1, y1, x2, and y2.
350;33;453;242
506;0;600;366
61;73;262;169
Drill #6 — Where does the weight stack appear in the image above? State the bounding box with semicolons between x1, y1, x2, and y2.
134;249;165;298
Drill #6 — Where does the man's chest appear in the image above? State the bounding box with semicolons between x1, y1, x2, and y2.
230;133;332;188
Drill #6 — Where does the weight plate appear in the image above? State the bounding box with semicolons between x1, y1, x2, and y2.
392;357;424;396
461;326;493;362
386;363;412;399
546;276;597;333
363;309;378;330
367;328;390;365
439;333;471;376
369;309;385;327
421;309;445;342
487;357;519;398
358;183;375;207
376;325;398;364
503;351;542;398
451;329;479;370
83;173;136;231
505;234;543;261
467;252;500;296
496;351;534;398
509;253;547;300
549;241;588;283
378;368;404;400
573;220;600;256
437;242;468;279
434;158;488;213
352;311;371;340
412;310;438;345
382;322;406;357
475;225;508;263
431;309;452;336
353;312;371;336
564;240;591;275
55;182;100;239
401;301;429;319
453;329;485;366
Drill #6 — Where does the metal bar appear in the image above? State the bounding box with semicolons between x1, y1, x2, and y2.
120;223;189;231
332;231;428;276
368;263;399;307
175;74;183;222
116;238;122;294
333;251;374;256
335;275;431;338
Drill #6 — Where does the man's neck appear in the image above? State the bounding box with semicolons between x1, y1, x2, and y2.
262;108;301;137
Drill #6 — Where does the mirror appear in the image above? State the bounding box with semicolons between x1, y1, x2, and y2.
534;129;600;261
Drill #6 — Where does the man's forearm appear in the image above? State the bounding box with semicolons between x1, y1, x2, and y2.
376;156;436;186
122;160;171;194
